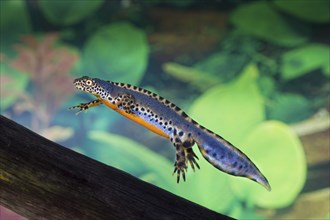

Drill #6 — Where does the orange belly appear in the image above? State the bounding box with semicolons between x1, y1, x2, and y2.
102;99;170;139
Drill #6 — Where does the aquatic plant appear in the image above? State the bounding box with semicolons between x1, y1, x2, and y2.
2;33;79;131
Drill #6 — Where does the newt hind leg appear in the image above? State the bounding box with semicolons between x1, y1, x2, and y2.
171;135;200;183
69;99;102;115
185;148;200;172
173;144;187;183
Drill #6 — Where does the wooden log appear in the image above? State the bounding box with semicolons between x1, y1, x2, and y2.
0;115;233;220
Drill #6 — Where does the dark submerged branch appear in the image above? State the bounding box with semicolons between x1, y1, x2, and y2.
0;115;233;220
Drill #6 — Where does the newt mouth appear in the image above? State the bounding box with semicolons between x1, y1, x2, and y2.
73;81;84;91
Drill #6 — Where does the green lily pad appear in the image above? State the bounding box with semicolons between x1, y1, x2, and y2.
274;0;330;23
0;0;31;32
88;131;175;189
189;64;265;144
83;22;149;84
0;0;31;55
230;1;307;47
39;0;103;26
281;44;330;80
230;121;306;208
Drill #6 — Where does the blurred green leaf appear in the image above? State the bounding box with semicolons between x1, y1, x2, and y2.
163;62;220;90
83;22;149;84
194;52;248;82
145;0;194;7
230;1;307;47
267;93;313;123
227;201;243;219
0;0;31;54
88;131;175;189
166;0;194;7
189;64;265;144
231;206;266;220
274;0;330;23
281;44;330;80
230;121;306;208
0;0;30;30
324;64;330;77
0;63;29;111
38;0;103;26
258;75;276;98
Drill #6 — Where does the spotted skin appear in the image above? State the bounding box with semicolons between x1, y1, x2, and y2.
70;76;271;191
69;99;102;114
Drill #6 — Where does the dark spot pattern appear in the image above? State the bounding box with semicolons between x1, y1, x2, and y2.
91;80;228;142
183;141;193;148
181;112;188;118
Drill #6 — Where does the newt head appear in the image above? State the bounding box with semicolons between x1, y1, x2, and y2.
73;76;108;98
73;76;95;92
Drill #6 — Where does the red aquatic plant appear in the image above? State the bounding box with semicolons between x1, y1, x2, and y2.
7;33;79;131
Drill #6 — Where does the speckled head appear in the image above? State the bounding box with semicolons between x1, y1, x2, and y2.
73;76;111;98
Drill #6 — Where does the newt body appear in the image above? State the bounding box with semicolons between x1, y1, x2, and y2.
70;76;271;191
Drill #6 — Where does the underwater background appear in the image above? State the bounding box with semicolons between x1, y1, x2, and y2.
0;0;329;219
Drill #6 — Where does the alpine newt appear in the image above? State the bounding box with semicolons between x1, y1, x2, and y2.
70;76;271;191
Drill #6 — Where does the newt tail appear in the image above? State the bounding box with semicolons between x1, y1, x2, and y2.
194;128;271;191
70;76;271;191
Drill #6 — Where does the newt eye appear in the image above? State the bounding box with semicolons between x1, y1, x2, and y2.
85;79;92;86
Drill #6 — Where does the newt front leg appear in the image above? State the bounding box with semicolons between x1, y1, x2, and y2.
114;93;135;114
69;99;102;115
